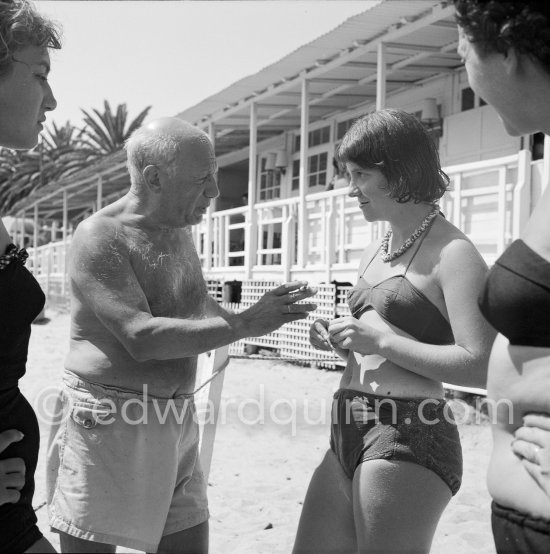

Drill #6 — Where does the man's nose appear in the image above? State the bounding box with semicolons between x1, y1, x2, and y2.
205;176;219;199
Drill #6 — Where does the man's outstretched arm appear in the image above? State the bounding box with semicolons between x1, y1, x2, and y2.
70;218;317;362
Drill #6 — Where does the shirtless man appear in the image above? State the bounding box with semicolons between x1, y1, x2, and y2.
46;117;317;554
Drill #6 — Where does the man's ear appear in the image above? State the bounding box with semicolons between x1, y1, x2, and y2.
142;165;162;192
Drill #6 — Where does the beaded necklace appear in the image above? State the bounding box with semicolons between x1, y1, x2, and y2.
0;243;29;270
380;205;439;263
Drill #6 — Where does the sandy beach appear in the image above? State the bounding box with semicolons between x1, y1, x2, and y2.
22;311;496;553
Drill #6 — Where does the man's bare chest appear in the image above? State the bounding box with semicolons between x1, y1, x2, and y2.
128;234;207;317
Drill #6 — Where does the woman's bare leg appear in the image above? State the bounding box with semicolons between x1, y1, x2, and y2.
353;459;452;553
293;450;356;554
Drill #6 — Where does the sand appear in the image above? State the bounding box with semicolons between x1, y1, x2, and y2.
21;311;496;553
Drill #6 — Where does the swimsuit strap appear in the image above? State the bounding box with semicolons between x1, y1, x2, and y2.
403;215;437;276
360;243;382;277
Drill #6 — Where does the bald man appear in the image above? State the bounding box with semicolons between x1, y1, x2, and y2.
46;118;317;554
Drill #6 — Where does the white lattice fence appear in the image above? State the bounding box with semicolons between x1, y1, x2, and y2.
220;301;245;356
335;285;352;317
239;280;282;350
279;283;342;369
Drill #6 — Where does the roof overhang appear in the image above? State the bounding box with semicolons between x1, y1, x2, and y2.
9;0;461;218
175;0;460;156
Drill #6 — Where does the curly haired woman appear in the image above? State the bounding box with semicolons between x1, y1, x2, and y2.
455;0;550;551
0;1;59;551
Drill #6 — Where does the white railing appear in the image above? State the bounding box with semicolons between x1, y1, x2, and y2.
442;151;530;265
27;150;532;295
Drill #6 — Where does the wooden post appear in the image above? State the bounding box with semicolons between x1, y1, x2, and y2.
245;103;258;278
96;175;103;211
33;204;39;273
512;149;532;240
20;210;26;249
298;78;309;268
62;190;68;296
543;134;550;194
204;122;216;272
496;167;507;255
376;42;387;111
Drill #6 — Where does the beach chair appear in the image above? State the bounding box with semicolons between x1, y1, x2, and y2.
197;345;230;481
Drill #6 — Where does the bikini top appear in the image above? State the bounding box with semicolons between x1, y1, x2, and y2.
478;239;550;347
347;230;454;345
0;244;45;390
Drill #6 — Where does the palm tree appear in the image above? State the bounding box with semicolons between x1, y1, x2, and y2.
80;100;151;154
0;122;96;212
0;101;152;214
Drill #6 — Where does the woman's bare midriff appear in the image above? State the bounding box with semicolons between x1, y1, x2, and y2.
487;334;550;519
339;310;444;399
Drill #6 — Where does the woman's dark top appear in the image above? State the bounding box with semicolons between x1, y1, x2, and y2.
347;231;454;346
0;244;45;390
479;239;550;347
0;243;46;549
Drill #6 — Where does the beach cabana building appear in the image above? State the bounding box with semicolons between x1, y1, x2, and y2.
7;0;549;364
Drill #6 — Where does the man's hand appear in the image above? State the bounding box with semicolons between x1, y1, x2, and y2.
0;430;25;505
512;414;550;497
310;319;333;351
328;316;382;355
240;281;317;337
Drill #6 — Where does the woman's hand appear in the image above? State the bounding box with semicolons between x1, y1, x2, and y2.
309;319;333;351
328;316;382;355
0;429;25;505
512;413;550;497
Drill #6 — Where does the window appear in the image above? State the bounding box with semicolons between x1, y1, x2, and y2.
291;152;329;190
337;117;356;140
291;159;300;191
532;132;545;161
461;86;486;111
293;125;331;153
308;126;330;148
461;87;475;111
258;156;281;201
308;152;328;188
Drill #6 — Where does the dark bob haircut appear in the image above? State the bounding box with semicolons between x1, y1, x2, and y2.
454;0;550;73
337;109;449;204
0;0;61;76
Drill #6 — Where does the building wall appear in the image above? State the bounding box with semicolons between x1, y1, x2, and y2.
217;69;520;206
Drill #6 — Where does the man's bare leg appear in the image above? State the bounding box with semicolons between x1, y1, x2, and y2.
59;532;115;554
154;520;209;554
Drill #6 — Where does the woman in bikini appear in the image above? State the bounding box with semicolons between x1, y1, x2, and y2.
293;108;495;553
455;1;550;551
